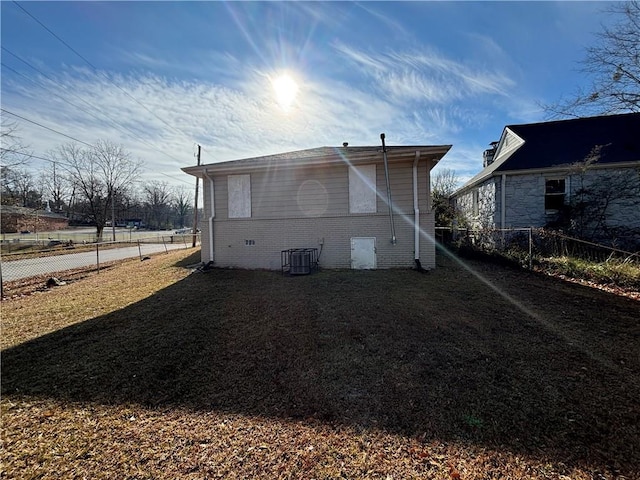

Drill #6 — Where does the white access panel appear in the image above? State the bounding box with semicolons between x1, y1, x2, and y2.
351;237;376;269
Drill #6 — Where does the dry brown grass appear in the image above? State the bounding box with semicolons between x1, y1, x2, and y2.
2;249;639;479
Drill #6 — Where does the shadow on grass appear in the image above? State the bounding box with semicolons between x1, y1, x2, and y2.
2;255;639;475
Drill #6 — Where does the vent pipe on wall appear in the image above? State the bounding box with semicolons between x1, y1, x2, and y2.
380;133;397;245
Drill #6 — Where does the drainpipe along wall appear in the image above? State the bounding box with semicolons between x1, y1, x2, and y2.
203;171;215;263
380;133;397;245
413;151;421;263
500;174;506;228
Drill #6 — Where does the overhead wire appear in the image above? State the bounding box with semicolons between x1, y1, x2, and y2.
1;108;95;148
1;47;187;165
12;1;197;145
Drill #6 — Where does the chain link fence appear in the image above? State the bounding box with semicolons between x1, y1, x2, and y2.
435;227;639;290
437;227;640;264
1;234;200;298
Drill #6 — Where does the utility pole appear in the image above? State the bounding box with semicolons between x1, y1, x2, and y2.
111;188;116;242
192;144;201;248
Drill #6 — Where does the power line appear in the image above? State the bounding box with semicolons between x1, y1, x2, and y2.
2;148;195;186
156;171;194;185
12;1;196;144
1;108;95;147
0;148;71;168
1;47;187;165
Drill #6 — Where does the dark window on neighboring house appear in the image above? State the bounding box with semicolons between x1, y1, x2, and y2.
472;189;479;216
545;178;566;212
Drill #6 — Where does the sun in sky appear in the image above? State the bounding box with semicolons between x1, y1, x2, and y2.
271;72;299;111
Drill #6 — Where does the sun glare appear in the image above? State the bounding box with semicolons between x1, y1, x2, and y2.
272;73;299;111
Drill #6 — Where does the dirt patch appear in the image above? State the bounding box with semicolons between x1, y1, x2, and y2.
1;250;638;479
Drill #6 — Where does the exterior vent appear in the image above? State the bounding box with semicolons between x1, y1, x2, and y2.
290;250;311;275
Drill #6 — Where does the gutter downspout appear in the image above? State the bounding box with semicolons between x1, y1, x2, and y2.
203;171;215;263
500;174;506;228
380;133;397;245
413;151;421;268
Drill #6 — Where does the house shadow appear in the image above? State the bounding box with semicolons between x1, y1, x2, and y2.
2;258;639;476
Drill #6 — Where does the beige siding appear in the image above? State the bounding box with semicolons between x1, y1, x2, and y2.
202;157;437;269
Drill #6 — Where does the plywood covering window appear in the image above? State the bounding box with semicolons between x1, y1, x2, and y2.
349;164;376;214
228;174;251;218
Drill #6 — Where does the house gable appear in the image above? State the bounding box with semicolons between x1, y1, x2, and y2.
451;113;640;233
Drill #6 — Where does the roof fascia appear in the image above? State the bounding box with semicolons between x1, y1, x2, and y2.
183;145;451;177
498;160;640;177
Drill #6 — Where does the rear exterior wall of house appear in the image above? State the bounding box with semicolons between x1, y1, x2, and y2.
200;158;437;269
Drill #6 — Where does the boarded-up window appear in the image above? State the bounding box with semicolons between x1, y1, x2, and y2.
228;174;251;218
349;164;376;213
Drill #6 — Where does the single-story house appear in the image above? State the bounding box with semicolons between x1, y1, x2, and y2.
450;113;640;238
183;140;452;270
0;205;69;234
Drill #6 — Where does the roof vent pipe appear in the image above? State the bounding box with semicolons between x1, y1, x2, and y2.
380;133;397;245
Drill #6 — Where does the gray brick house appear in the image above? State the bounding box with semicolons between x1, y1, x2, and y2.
451;113;640;242
183;142;451;270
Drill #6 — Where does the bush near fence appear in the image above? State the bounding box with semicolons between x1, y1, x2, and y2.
438;227;640;290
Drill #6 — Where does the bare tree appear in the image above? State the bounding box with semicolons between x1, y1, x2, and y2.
143;180;172;230
431;168;462;227
0;119;32;168
40;161;70;212
58;140;143;241
1;167;41;207
549;145;640;248
546;1;640;117
431;168;460;197
172;185;192;229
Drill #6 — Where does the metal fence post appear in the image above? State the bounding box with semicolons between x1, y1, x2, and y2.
138;240;142;261
162;236;168;254
528;228;533;270
96;242;100;273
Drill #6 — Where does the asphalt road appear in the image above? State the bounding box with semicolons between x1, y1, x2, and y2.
1;243;191;282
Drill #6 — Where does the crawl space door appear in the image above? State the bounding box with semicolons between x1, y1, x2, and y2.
351;237;376;269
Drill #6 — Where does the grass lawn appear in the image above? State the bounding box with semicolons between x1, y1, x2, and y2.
2;249;639;479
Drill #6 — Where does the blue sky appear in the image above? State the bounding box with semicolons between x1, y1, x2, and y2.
1;1;613;188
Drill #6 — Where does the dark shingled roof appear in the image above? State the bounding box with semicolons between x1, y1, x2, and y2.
496;112;640;172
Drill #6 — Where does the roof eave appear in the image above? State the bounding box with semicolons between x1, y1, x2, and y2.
182;145;452;177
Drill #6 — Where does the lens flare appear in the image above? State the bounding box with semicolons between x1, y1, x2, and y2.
272;73;299;111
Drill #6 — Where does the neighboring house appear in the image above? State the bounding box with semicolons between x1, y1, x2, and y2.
0;205;69;234
183;142;452;270
451;113;640;240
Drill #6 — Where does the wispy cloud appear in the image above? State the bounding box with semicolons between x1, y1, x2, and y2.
335;43;516;103
2;31;522;189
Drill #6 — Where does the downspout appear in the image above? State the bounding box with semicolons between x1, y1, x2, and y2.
203;171;215;263
413;150;425;271
500;174;506;228
380;133;397;245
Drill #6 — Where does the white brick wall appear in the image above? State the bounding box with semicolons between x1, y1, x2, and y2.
213;212;436;270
